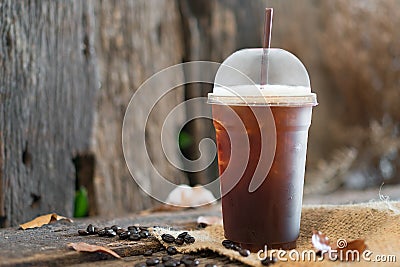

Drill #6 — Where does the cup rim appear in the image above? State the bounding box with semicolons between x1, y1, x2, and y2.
207;93;318;107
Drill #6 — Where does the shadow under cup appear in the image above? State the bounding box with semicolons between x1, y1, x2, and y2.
209;94;317;251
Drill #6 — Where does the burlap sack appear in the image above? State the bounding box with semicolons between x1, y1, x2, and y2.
151;201;400;266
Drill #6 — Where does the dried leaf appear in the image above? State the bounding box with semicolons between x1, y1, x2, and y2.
68;242;121;259
311;230;331;252
197;216;223;226
20;213;73;230
334;239;367;261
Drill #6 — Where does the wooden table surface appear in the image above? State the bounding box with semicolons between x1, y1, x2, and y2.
0;205;246;267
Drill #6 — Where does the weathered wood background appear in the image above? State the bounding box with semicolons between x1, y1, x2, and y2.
1;0;400;226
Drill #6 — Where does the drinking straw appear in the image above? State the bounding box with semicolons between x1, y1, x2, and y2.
261;8;273;87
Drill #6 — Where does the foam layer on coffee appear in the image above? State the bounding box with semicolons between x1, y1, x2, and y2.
212;84;312;97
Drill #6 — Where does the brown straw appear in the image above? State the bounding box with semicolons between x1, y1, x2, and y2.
261;8;273;86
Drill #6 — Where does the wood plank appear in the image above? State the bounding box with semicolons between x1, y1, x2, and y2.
0;206;243;266
0;0;97;227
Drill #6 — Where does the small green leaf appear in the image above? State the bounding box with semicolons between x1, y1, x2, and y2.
74;186;89;218
179;131;193;150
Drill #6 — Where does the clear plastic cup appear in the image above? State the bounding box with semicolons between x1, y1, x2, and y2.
209;48;317;250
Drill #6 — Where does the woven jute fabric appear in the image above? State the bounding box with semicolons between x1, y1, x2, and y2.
151;201;400;266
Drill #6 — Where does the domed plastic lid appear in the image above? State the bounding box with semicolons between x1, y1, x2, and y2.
208;48;317;106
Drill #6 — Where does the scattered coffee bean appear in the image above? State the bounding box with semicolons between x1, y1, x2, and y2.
183;235;195;244
97;229;107;237
222;239;234;249
232;244;241;251
106;228;117;237
129;233;141;241
143;249;153;256
162;234;175;243
116;228;125;235
78;229;90;236
118;230;130;240
128;225;138;231
93;227;100;234
162;255;172;262
177;232;188;239
135;263;147;267
181;258;199;266
261;256;277;266
205;264;217;267
140;230;150;238
197;222;208;228
86;224;96;234
166;246;178;255
146;257;160;266
181;255;195;261
164;261;177;267
239;248;250;257
129;228;139;234
174;237;184;245
111;225;121;232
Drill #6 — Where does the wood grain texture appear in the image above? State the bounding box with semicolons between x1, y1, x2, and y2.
0;1;97;227
91;0;187;216
0;0;188;225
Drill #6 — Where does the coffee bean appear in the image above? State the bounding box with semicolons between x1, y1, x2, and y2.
197;223;208;228
162;234;175;243
116;228;125;235
146;257;160;266
174;237;184;245
205;264;217;267
143;249;153;256
106;229;117;237
261;256;277;266
166;246;178;255
239;248;250;257
181;255;195;261
232;244;241;251
222;239;234;249
162;256;172;262
177;232;188;239
183;235;195;244
78;229;89;236
93;227;100;234
129;228;139;234
181;259;193;266
135;263;147;267
140;230;150;238
97;229;107;237
181;258;199;266
129;233;141;241
111;225;121;232
128;225;138;231
104;227;111;231
163;261;177;267
139;226;149;230
86;224;96;234
118;231;130;240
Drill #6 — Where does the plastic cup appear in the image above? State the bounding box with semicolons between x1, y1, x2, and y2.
208;48;317;250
